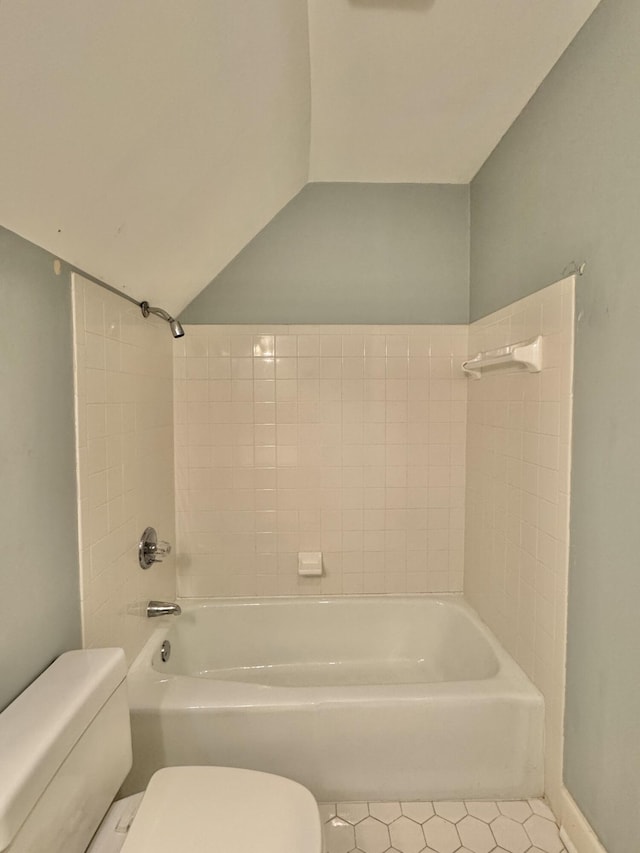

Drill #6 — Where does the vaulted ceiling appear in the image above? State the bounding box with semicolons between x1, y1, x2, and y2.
0;0;600;315
308;0;602;183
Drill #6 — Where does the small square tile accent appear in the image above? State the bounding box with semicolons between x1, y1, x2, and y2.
321;799;566;853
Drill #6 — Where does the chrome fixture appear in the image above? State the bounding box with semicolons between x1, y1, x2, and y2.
140;300;185;338
160;640;171;662
147;601;182;618
138;527;172;569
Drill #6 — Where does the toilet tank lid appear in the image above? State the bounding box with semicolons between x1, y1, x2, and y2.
0;648;127;853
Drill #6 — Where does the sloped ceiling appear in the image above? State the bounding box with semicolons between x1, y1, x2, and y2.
0;0;311;315
0;0;599;314
309;0;602;182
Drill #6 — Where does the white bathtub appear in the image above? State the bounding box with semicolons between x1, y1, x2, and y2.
125;595;544;801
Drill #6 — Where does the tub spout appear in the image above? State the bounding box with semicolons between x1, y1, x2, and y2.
147;600;182;618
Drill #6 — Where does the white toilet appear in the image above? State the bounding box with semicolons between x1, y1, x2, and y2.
0;648;322;853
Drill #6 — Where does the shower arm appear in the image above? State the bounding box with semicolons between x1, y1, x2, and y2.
140;301;185;338
141;301;171;322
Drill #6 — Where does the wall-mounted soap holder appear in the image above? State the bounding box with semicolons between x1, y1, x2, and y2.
298;551;323;577
462;335;543;380
138;527;172;570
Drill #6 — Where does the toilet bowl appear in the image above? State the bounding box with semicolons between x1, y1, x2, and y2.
0;649;322;853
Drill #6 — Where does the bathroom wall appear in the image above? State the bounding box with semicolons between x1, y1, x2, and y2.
470;0;640;848
72;274;176;663
0;227;81;711
175;324;467;597
180;183;470;325
464;277;574;812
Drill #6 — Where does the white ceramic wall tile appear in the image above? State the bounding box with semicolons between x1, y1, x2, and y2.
464;277;575;812
175;325;468;597
72;274;176;662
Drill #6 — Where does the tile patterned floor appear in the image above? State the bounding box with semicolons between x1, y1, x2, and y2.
321;799;566;853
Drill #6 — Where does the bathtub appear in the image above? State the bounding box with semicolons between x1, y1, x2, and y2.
125;595;543;801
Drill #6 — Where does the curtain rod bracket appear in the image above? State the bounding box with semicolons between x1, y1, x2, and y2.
562;260;586;277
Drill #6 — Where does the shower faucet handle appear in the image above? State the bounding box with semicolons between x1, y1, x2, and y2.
150;540;172;561
138;527;172;569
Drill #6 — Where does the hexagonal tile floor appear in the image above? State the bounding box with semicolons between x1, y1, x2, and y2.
321;799;566;853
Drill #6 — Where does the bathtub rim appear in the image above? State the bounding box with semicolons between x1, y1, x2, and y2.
126;593;544;712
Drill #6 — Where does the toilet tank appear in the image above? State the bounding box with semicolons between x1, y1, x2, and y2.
0;649;132;853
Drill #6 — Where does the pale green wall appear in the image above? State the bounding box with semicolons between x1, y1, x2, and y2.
470;1;639;850
181;183;470;324
0;226;81;710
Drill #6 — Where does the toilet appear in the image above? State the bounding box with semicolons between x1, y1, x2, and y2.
0;648;322;853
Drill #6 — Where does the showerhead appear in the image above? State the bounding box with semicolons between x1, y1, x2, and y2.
140;301;185;339
169;318;185;338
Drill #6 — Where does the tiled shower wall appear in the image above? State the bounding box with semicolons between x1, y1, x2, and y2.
72;274;176;662
70;279;575;808
464;277;574;810
174;325;468;597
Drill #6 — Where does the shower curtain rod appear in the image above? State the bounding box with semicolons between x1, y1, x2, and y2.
66;263;143;309
65;261;185;337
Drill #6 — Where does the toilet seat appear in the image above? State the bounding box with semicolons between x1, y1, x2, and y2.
120;766;323;853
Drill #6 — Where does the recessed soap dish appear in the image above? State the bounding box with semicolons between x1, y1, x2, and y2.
298;552;323;577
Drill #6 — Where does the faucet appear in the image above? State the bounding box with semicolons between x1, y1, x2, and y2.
147;600;182;618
